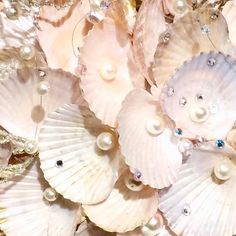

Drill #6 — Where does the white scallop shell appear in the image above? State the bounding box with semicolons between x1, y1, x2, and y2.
80;18;144;127
133;0;166;80
83;170;158;233
118;89;182;189
161;51;236;139
117;228;172;236
159;144;236;236
222;1;236;46
153;8;233;86
37;0;92;74
0;160;79;236
0;67;81;140
38;104;122;204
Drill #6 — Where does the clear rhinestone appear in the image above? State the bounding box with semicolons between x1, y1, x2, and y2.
183;205;191;216
162;32;171;43
133;170;142;181
207;58;216;66
210;12;219;20
167;87;174;96
179;97;187;107
201;25;210;34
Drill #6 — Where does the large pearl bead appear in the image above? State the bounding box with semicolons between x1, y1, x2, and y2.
20;45;35;61
96;132;115;151
213;161;232;181
173;0;187;13
189;106;208;123
99;62;117;81
43;187;58;202
24;140;38;154
141;213;163;236
146;116;165;136
37;81;50;96
124;173;144;192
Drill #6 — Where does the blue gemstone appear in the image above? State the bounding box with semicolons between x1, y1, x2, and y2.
175;128;183;136
215;139;225;149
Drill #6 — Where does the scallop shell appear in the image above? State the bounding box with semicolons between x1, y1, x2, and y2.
153;8;232;86
161;51;236;139
37;0;92;74
0;67;81;140
117;228;172;236
38;104;122;204
80;18;144;127
0;160;79;236
118;89;182;189
133;0;166;80
222;1;236;46
159;144;236;236
83;170;158;233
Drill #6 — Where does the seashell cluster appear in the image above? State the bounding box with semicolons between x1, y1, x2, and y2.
0;0;236;235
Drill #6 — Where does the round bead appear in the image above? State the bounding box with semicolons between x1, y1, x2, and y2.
146;116;165;136
173;0;187;13
215;139;225;149
141;213;163;235
20;45;35;61
37;81;50;95
99;62;117;81
24;140;38;154
213;161;232;181
96;132;115;151
124;174;144;192
43;187;58;202
189;106;208;123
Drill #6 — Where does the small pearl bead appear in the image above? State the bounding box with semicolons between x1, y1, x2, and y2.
24;140;38;154
213;161;232;181
20;45;35;61
124;173;144;192
174;0;187;13
99;62;117;81
96;132;114;151
37;81;50;95
43;187;58;202
141;214;163;235
189;106;208;123
146;116;165;136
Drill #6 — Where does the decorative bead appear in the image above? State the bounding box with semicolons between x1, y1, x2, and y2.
182;204;191;216
213;161;232;181
141;213;163;235
161;32;171;43
215;139;225;149
208;58;216;67
37;81;50;95
196;93;203;101
100;0;111;9
167;87;174;96
56;160;63;167
133;170;142;181
43;187;58;202
24;140;38;154
146;116;165;136
20;45;35;61
210;12;219;20
189;106;208;123
99;62;117;81
175;128;183;136
96;132;115;151
179;97;187;107
201;25;210;34
173;0;187;13
124;173;144;192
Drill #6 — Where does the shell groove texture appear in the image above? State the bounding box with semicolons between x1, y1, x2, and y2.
161;51;236;139
0;67;80;140
118;89;182;189
159;146;236;236
39;104;121;204
0;161;79;236
83;171;158;233
153;8;232;86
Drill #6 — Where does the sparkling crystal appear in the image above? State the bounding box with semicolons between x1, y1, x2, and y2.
183;205;191;216
201;25;210;34
179;97;187;107
210;12;219;20
100;0;111;9
207;58;216;66
196;135;205;145
167;87;174;96
215;139;225;149
162;32;171;43
133;170;142;181
175;128;183;136
38;69;46;77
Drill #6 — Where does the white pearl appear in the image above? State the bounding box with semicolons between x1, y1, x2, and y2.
189;106;208;123
124;174;144;192
20;45;35;61
141;214;163;236
99;62;117;81
43;187;58;202
146;116;165;136
174;0;187;13
24;140;38;154
213;161;232;181
96;132;114;151
37;81;50;95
